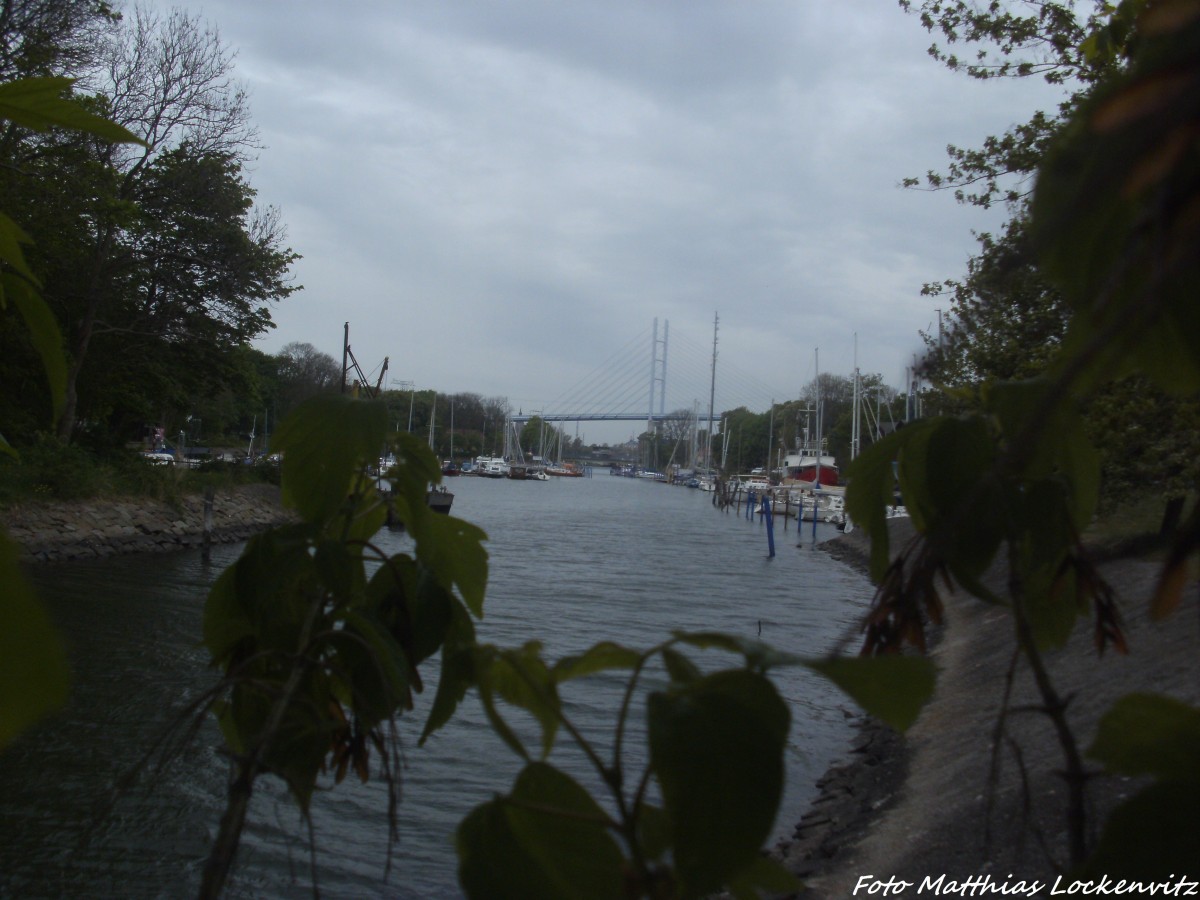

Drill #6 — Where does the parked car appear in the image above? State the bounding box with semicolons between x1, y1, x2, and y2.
140;451;175;465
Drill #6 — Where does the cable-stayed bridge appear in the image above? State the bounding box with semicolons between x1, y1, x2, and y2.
510;317;790;434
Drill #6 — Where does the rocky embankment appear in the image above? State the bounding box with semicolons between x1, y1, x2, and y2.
2;483;296;563
780;521;1200;897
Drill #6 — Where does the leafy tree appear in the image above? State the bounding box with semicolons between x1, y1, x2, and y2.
43;5;283;441
0;0;116;82
717;406;769;474
919;216;1069;390
519;414;545;456
904;0;1199;504
274;341;340;418
899;0;1127;209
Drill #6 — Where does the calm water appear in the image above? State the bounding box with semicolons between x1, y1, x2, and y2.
2;474;873;898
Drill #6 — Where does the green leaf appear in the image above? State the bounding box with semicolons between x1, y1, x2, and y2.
314;537;360;606
1088;694;1200;784
806;655;937;733
260;669;336;810
725;855;801;900
1007;479;1083;650
0;213;36;280
457;762;624;900
648;669;790;896
417;513;489;618
553;640;643;682
273;394;388;525
420;601;478;745
4;273;66;420
1082;781;1200;878
635;803;671;861
0;76;145;144
661;646;701;684
984;380;1101;528
490;644;560;759
222;663;334;811
673;631;805;672
226;526;320;654
846;427;922;581
899;416;1004;585
364;559;456;669
202;564;254;664
477;658;533;761
0;532;69;749
335;609;412;724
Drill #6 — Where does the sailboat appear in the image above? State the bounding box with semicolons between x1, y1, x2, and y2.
442;398;460;476
422;395;454;512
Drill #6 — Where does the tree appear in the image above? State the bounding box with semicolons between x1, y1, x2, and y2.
519;415;545;456
899;0;1124;209
0;0;116;82
901;0;1200;503
919;216;1069;390
46;5;277;441
274;341;340;416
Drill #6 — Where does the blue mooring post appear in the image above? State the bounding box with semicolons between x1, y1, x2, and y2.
810;487;819;546
746;489;754;520
762;494;775;557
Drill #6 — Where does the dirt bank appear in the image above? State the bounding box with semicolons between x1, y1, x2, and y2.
778;521;1200;897
2;483;296;563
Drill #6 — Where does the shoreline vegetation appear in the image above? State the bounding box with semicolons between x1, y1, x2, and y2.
6;494;1196;892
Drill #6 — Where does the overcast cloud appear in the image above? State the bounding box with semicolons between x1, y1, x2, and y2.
138;0;1065;443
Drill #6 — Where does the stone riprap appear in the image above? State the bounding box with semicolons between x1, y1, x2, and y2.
2;484;296;563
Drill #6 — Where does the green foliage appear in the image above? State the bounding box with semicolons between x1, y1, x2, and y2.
0;531;68;750
0;76;142;143
197;393;820;896
0;75;142;450
1083;694;1200;876
452;633;801;898
198;393;489;893
458;762;625;900
806;656;938;733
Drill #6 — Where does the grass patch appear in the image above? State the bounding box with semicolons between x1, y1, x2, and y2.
1085;491;1196;560
0;438;278;508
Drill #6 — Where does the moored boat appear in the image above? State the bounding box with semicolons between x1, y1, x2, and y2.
780;449;839;486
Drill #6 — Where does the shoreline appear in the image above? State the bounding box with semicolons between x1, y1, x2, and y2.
764;525;914;888
2;483;296;564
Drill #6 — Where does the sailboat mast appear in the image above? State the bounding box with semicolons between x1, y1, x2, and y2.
813;348;822;485
706;312;718;470
851;334;861;461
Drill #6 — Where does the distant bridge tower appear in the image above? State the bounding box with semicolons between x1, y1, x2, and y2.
647;318;669;431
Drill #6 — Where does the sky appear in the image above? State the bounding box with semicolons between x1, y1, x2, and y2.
136;0;1065;444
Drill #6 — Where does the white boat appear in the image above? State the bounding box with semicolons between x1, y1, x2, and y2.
474;456;509;478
